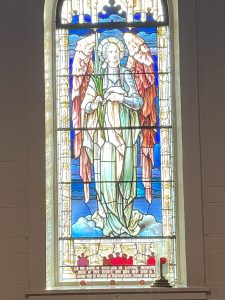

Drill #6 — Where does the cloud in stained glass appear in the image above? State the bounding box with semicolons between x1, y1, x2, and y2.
99;14;126;23
137;32;157;47
72;214;162;238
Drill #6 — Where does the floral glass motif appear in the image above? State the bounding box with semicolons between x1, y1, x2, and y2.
56;0;176;286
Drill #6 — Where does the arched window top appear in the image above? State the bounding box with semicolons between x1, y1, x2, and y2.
56;0;169;28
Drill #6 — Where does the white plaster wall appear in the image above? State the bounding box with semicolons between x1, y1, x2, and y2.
0;1;29;299
0;0;45;298
196;0;225;299
0;0;224;299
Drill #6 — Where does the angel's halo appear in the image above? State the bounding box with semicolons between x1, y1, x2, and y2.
98;37;125;62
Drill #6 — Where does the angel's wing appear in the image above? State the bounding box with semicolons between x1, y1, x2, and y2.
124;33;157;203
72;34;95;202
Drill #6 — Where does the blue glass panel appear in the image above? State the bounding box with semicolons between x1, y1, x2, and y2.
134;13;141;21
84;14;92;23
72;15;79;24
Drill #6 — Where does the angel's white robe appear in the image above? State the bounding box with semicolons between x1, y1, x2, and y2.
81;66;144;237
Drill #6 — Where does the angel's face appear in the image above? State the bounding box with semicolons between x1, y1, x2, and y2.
106;43;120;67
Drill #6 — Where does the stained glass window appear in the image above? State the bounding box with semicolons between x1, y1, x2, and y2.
55;0;175;287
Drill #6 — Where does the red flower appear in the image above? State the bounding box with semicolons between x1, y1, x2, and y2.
80;280;86;286
109;280;116;285
160;257;167;264
139;280;145;285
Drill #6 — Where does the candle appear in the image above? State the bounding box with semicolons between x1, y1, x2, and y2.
159;257;167;279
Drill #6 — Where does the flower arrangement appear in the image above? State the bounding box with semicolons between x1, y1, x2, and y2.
160;257;167;264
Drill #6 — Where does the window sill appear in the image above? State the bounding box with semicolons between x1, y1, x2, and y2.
25;286;211;300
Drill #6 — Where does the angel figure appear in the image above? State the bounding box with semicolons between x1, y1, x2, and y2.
72;33;156;237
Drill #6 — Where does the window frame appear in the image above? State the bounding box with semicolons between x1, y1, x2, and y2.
34;0;206;290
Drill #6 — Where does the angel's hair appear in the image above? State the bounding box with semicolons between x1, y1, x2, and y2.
102;42;118;61
100;38;124;62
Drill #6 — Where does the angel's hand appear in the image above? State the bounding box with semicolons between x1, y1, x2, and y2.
105;87;126;98
106;92;124;103
91;95;103;110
